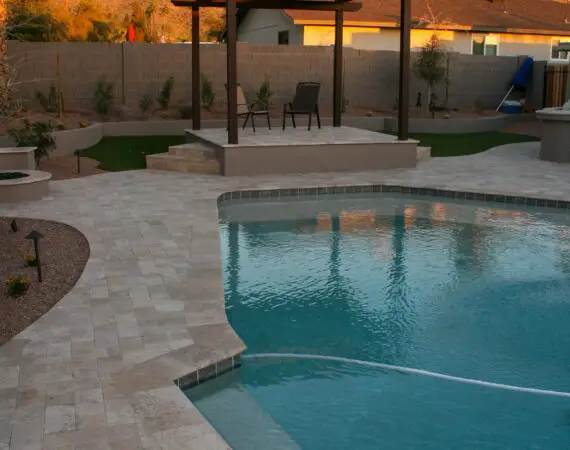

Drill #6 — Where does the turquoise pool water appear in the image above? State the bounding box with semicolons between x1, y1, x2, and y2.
188;194;570;449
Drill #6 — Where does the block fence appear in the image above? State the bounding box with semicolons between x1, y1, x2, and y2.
8;41;536;113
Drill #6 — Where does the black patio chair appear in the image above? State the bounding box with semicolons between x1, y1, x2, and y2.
282;82;321;131
225;84;271;132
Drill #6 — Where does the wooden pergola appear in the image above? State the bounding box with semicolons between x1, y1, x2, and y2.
171;0;412;145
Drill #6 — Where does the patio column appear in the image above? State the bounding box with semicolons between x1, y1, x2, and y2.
398;0;411;140
333;9;344;127
226;0;238;144
191;5;201;130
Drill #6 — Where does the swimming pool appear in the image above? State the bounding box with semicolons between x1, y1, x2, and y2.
187;193;570;449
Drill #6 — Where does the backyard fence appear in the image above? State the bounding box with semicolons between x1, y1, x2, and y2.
8;41;536;113
544;64;569;108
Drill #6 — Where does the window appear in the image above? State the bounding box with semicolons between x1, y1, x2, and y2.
551;38;570;61
278;30;289;45
472;35;499;56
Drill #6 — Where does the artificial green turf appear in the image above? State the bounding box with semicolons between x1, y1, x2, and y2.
409;131;539;157
81;135;185;171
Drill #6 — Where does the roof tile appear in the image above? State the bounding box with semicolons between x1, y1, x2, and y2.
285;0;570;33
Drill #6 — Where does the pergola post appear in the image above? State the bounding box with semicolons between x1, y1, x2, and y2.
398;0;411;140
191;5;201;130
333;9;344;127
226;0;238;144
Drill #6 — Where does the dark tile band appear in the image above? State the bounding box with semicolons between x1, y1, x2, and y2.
217;185;570;210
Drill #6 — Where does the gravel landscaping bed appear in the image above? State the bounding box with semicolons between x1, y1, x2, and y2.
0;217;89;345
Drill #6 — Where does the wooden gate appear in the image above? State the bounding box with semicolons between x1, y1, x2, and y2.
545;64;569;107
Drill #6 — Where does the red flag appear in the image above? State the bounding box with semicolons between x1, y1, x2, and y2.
127;25;136;42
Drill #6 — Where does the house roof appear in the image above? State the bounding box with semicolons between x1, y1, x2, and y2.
284;0;570;35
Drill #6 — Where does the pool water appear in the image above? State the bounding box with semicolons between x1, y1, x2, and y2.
187;194;570;449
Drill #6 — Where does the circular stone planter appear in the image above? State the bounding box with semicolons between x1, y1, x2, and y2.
536;107;570;163
0;170;51;202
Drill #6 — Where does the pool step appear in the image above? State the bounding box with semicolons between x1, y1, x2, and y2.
417;146;432;163
188;370;301;450
146;153;220;175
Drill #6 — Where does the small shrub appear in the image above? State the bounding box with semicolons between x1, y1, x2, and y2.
25;255;38;267
8;120;56;165
5;275;29;297
392;98;399;111
179;105;193;119
94;78;115;119
255;78;273;109
474;99;485;115
35;83;64;114
201;74;215;111
157;76;174;109
342;96;349;114
139;92;154;116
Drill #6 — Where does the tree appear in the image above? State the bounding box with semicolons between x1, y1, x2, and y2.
201;9;224;42
87;20;123;42
7;0;68;42
413;33;446;117
0;1;25;122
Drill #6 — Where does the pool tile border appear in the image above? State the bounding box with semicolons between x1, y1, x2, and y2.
218;184;570;210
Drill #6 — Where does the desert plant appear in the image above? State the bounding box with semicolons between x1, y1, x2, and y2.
94;77;115;119
255;78;273;109
474;99;485;115
5;275;29;297
8;120;56;165
201;74;215;111
179;104;193;119
25;255;38;267
342;96;349;114
35;83;64;114
139;92;154;115
413;33;446;117
157;76;174;109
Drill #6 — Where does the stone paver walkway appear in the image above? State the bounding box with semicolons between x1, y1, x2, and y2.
1;141;570;450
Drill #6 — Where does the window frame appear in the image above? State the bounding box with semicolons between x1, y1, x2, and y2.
551;38;570;61
278;30;290;45
471;34;500;56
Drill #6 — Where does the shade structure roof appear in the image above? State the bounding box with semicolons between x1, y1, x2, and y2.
171;0;361;11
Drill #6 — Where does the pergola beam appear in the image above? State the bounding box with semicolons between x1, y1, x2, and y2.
191;5;201;130
226;0;238;144
398;0;411;141
333;10;343;127
172;0;361;11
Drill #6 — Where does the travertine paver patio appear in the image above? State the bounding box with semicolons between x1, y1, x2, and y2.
0;141;569;449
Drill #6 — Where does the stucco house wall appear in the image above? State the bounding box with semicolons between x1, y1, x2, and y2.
237;9;303;45
238;10;569;60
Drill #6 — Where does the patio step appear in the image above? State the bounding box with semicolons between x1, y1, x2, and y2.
146;153;220;175
168;143;216;161
417;146;432;163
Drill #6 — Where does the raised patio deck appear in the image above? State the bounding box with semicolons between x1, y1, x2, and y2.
186;126;419;176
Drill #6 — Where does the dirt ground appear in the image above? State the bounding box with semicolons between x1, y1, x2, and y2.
0;104;505;135
0;217;90;345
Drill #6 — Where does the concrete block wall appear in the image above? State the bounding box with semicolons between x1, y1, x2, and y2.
8;41;536;113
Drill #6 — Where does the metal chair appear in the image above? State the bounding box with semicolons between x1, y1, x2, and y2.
225;84;271;132
282;82;321;131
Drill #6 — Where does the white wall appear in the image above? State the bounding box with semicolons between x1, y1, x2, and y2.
238;15;563;62
237;10;303;45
